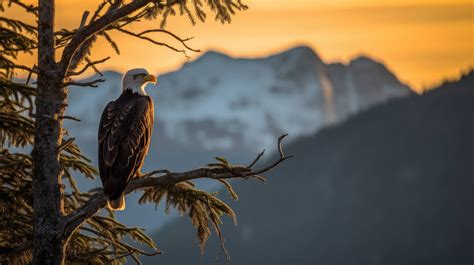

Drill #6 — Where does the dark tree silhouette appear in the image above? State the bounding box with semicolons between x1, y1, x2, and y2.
0;1;290;264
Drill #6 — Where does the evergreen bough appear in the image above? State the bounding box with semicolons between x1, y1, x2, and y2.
0;1;290;264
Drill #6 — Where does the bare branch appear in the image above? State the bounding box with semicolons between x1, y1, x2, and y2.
251;134;293;175
85;57;104;76
248;149;265;168
67;57;110;77
25;64;37;84
115;10;148;28
79;11;90;29
277;133;288;158
59;115;81;122
62;78;105;88
90;1;108;22
137;29;200;52
61;134;292;241
115;28;191;58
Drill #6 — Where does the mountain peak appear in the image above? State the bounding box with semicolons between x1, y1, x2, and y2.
349;55;384;68
346;54;409;90
283;45;317;56
195;50;231;62
195;46;319;63
270;45;320;61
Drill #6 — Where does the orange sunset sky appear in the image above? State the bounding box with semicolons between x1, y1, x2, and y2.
5;0;474;92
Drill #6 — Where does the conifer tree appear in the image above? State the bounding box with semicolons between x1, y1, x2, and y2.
0;1;290;264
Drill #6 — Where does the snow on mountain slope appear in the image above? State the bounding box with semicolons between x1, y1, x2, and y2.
327;56;413;119
68;46;410;154
152;46;329;150
65;46;411;230
149;47;411;151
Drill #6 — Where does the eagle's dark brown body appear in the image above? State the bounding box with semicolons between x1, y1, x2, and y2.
98;89;154;210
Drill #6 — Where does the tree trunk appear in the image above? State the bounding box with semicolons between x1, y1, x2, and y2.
32;0;67;264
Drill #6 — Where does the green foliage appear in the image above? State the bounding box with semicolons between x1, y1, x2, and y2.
0;3;156;263
154;0;248;28
0;11;37;264
139;178;238;256
66;213;159;264
0;80;35;147
1;0;248;263
0;149;33;263
0;16;37;79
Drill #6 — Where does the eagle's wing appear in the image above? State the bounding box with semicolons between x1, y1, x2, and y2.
98;97;154;200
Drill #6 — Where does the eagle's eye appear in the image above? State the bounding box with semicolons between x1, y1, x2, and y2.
133;73;146;80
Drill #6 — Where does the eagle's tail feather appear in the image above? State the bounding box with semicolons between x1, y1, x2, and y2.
107;194;126;211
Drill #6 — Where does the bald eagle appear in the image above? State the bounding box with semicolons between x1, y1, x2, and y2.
98;68;156;210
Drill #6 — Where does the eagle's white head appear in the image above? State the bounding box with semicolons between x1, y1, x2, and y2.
121;68;157;95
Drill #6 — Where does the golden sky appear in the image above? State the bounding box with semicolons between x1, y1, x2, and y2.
6;0;474;92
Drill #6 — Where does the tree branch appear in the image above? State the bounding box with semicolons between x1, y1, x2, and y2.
66;3;121;72
248;149;265;168
66;57;110;77
61;134;292;241
59;115;81;122
9;0;38;15
78;11;90;29
58;0;154;76
115;28;192;58
7;64;38;75
136;29;200;52
62;78;105;88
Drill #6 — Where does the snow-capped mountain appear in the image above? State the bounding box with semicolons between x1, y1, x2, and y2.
154;46;330;150
68;46;410;153
65;46;411;230
154;47;411;151
327;56;412;119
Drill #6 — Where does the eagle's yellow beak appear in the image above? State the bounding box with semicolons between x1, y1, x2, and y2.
144;74;156;84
